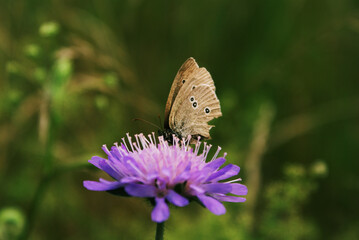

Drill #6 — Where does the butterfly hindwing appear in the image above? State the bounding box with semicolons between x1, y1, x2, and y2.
169;83;222;140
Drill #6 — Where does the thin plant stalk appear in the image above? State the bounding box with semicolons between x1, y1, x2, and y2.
19;82;55;239
155;221;165;240
244;103;275;232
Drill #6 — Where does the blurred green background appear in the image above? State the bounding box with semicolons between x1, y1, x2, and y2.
1;0;359;239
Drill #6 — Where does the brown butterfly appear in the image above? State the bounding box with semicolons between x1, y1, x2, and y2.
159;57;222;143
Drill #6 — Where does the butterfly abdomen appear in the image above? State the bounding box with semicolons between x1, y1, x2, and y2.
158;128;182;144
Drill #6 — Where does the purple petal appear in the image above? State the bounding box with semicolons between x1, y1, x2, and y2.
156;176;168;191
207;164;240;182
120;143;128;152
99;178;116;184
173;162;192;183
212;194;246;202
103;162;124;180
166;190;189;207
144;173;160;184
230;183;248;195
83;179;122;191
202;183;232;194
123;156;144;175
125;183;156;197
109;145;124;161
173;171;190;183
189;184;205;195
120;176;141;184
197;194;226;215
88;156;106;169
204;157;226;171
89;157;123;180
151;198;170;222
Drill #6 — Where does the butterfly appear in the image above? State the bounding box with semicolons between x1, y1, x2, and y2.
159;57;222;143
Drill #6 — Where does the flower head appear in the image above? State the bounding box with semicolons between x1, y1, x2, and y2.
83;133;247;222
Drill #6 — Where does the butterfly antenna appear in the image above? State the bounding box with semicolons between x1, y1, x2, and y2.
133;118;161;130
158;115;163;130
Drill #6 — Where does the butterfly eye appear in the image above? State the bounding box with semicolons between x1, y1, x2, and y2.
192;85;196;90
182;79;186;84
192;101;198;109
204;107;211;114
189;96;195;102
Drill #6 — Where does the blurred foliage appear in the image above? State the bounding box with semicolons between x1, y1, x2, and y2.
259;164;320;240
1;0;359;239
0;208;25;240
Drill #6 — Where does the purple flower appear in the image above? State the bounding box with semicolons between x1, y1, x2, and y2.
83;133;247;222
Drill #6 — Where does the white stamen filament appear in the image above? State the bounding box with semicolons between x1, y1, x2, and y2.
148;134;154;145
152;132;157;145
126;133;134;152
134;134;141;149
121;137;130;152
211;146;222;162
102;144;111;156
227;178;242;183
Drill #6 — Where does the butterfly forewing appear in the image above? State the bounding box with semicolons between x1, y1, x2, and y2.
189;67;215;92
164;58;199;128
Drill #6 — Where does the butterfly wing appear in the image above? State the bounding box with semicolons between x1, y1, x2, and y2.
168;81;222;140
164;57;214;128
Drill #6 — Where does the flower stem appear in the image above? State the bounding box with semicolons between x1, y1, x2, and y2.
19;173;52;240
20;81;55;239
155;221;165;240
244;103;274;232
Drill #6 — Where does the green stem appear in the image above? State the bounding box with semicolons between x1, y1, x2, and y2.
19;173;52;240
18;161;92;240
19;82;55;239
155;221;165;240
